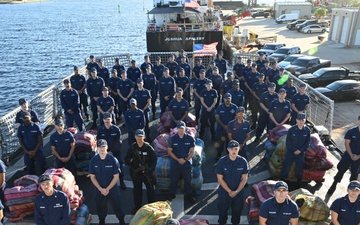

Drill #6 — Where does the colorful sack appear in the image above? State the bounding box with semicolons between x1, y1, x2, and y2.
153;134;171;157
155;157;171;178
302;169;325;182
292;193;330;221
268;124;291;142
191;171;203;192
264;140;276;163
156;177;171;190
246;196;260;222
67;127;78;134
179;218;209;225
74;131;97;152
251;180;277;203
129;201;173;225
160;111;172;128
184;112;197;128
4;184;40;202
42;168;76;198
13;175;39;187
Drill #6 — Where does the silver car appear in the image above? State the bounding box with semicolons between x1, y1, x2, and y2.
301;25;327;34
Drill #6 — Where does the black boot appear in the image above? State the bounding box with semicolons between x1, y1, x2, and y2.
328;182;337;194
99;219;105;225
119;218;126;225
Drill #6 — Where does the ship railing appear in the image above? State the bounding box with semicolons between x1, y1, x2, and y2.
148;21;223;32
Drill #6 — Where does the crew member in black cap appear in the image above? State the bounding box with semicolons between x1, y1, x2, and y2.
140;55;153;74
290;83;310;125
215;50;227;76
259;181;299;225
86;55;100;77
227;79;245;107
35;175;71;225
166;54;178;77
153;56;165;118
268;88;291;131
124;98;145;145
251;73;268;129
244;62;260;115
282;78;297;102
175;67;191;104
70;66;89;121
97;58;110;87
168;87;189;128
260;59;271;81
15;98;40;127
193;69;207;123
109;69;121;121
206;61;216;78
86;67;105;129
158;67;176;115
117;70;134;122
266;58;279;83
233;56;245;87
280;113;310;187
216;140;249;225
220;72;234;97
199;79;218;141
176;49;189;64
60;79;85;131
125;129;157;214
273;67;288;92
209;66;223;108
242;59;252;79
113;58;125;76
255;52;266;71
127;59;141;85
176;55;191;78
192;58;205;80
97;86;116;126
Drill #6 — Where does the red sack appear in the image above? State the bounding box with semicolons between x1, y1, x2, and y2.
4;184;40;201
268;125;291;142
67;127;78;134
184;112;197;127
13;175;39;187
160;111;172;128
179;218;209;225
43;168;76;198
74;131;97;152
251;180;277;203
153;134;171;157
302;169;325;182
246;196;260;222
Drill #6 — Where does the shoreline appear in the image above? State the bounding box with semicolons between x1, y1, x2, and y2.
0;0;47;4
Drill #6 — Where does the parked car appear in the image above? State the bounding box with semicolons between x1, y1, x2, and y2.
295;20;318;31
301;25;327;33
269;46;301;62
315;80;360;101
251;10;270;18
278;54;306;68
275;13;299;24
287;19;306;30
285;56;331;76
256;43;286;56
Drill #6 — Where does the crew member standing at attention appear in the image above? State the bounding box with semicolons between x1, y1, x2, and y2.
266;59;279;83
113;58;125;76
89;139;126;225
97;87;116;126
273;68;287;92
125;129;157;214
142;65;156;114
86;68;105;129
251;73;268;130
152;56;165;119
109;69;121;121
215;93;238;161
227;79;245;107
166;54;178;77
167;121;196;203
328;115;360;194
280;113;310;187
193;69;207;124
199;79;218;141
330;180;360;225
216;140;249;225
260;59;271;81
227;107;251;160
158;67;175;116
268;88;291;131
140;55;153;74
18;112;46;175
127;59;142;86
192;58;205;80
168;88;189;128
282;78;297;101
241;59;252;83
209;67;223;107
290;83;310;125
117;70;134;122
97;112;127;190
215;50;227;77
97;59;110;87
176;49;189;64
244;62;260;114
15;98;40;127
34;175;71;225
50;119;77;177
259;181;299;225
70;66;89;121
220;72;234;97
60;79;85;131
255;52;266;71
206;61;216;78
86;55;100;77
125;98;145;145
175;68;191;104
233;56;245;90
176;55;191;79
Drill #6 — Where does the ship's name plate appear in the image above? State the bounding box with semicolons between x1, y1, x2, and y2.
164;37;206;41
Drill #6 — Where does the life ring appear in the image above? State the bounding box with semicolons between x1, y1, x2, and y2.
215;23;221;31
148;24;155;32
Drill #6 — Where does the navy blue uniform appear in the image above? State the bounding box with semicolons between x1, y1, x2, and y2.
142;73;156;112
17;123;46;175
15;109;39;126
227;88;245;107
227;119;251;159
193;64;205;79
169;133;195;196
283;85;297;101
50;130;77;176
280;125;311;182
268;99;291;131
97;96;116;125
193;78;207;121
153;64;164;81
109;76;121;118
210;74;223;107
166;61;178;77
140;62;153;74
89;154;125;222
220;80;234;96
124;108;145;145
244;71;260;113
34;189;71;225
256;91;278;139
260;66;271;81
86;77;105;123
206;67;214;78
233;63;245;89
98;67;110;87
330;195;360;225
158;76;175;115
132;88;151;136
256;59;265;71
70;74;88;117
176;56;189;64
153;64;164;114
168;98;189;128
117;78;134;118
199;89;218;139
216;155;249;225
60;88;85;131
290;93;310;125
252;82;269;126
113;64;125;76
215;58;227;76
259;197;299;225
176;63;191;78
127;66;142;84
267;68;279;83
86;62;100;75
175;76;190;103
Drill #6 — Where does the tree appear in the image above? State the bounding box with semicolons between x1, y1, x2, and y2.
314;8;327;18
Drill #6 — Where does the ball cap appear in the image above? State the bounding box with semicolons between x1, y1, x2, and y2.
55;119;64;125
137;78;143;84
102;86;109;91
63;79;70;84
19;98;27;105
268;82;276;88
205;79;212;85
176;121;186;129
135;129;145;137
358;115;360;120
97;139;108;147
279;67;285;71
22;111;31;118
258;73;265;78
247;59;252;63
199;69;206;73
103;112;111;119
166;219;180;225
228;140;240;148
38;174;52;184
299;83;307;88
278;88;287;94
224;93;232;99
251;62;257;67
130;98;137;104
236;106;245;113
89;55;94;58
297;113;306;120
274;181;288;191
226;72;233;77
155;56;161;61
348;180;360;190
176;87;183;93
233;79;240;84
91;68;97;72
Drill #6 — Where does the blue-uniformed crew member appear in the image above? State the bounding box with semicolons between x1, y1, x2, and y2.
210;66;223;108
167;121;196;202
259;181;299;225
86;68;105;129
227;79;245;107
153;56;165;118
290;83;310;125
175;68;191;104
127;59;142;86
168;88;189;128
266;58;279;83
140;55;153;74
166;54;178;77
89;139;126;225
328;115;360;194
215;50;227;77
15;98;40;127
280;113;310;186
273;68;289;92
192;58;205;80
193;69;207;123
244;62;260;113
109;69;121;121
330;180;360;225
142;65;157;119
0;159;6;222
282;78;297;101
132;78;152;140
216;140;249;225
112;58;125;76
125;98;145;145
97;59;110;87
254;82;278;142
241;59;252;81
17;112;46;175
86;55;100;77
158;67;176;115
60;79;85;131
176;55;191;78
117;70;134;121
97;112;127;190
233;56;245;82
50;119;77;177
215;93;238;161
125;129;157;214
220;72;234;97
176;49;189;64
70;66;89;121
199;79;218;140
255;52;266;72
268;88;291;131
260;59;271;81
206;61;216;78
251;73;268;130
97;86;116;126
227;107;251;160
34;175;71;225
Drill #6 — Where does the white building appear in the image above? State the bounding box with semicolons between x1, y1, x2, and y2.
329;8;360;46
274;2;312;19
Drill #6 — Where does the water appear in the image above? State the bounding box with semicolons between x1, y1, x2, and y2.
0;0;152;116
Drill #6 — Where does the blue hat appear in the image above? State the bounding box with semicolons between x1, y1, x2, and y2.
155;56;161;61
358;115;360;120
115;58;120;62
178;67;185;72
38;174;52;184
210;61;215;65
163;67;169;71
228;140;240;148
264;59;269;63
102;86;109;91
19;98;27;105
278;88;286;93
233;79;240;84
63;78;70;83
91;68;97;72
166;219;180;225
227;72;233;77
247;59;252;63
74;66;78;70
268;82;276;88
137;78;143;83
274;181;288;190
199;69;206;73
55;119;64;125
111;68;117;73
299;83;306;88
97;139;108;147
279;67;285;71
131;59;136;63
348;180;360;190
205;79;212;85
130;98;137;104
251;62;257;67
297;113;306;120
90;55;94;58
176;87;183;93
177;121;186;129
135;129;145;137
258;73;265;77
212;66;219;71
259;52;264;56
224;93;232;99
236;106;245;113
103;112;111;119
22;111;31;118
